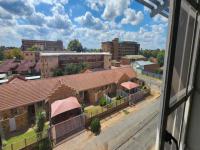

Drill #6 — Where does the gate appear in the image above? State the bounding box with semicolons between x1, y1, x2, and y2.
51;114;85;143
128;90;145;105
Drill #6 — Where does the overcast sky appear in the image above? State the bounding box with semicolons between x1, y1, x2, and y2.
0;0;168;49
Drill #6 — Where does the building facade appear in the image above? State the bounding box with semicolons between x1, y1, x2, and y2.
102;38;140;60
21;39;63;51
40;52;112;78
23;51;40;63
0;67;136;137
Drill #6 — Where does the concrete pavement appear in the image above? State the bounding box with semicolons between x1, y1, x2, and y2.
54;97;160;150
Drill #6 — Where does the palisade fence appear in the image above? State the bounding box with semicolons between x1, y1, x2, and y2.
51;114;85;144
85;89;147;120
84;97;128;119
2;129;48;150
142;70;163;79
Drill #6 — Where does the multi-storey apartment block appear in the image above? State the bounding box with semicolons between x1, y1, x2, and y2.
40;52;112;78
21;39;63;51
102;38;140;60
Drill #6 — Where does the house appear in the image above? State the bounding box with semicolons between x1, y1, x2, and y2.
0;67;137;137
121;55;147;65
0;59;40;76
133;60;160;73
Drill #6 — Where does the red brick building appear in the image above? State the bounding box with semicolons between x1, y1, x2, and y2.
102;38;140;60
0;67;136;137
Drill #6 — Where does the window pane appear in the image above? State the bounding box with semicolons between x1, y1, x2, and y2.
165;103;185;149
170;8;188;100
180;16;195;91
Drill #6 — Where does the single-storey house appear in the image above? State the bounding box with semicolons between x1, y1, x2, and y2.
121;55;147;65
0;67;137;137
133;60;160;73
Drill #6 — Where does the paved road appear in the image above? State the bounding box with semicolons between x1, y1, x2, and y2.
117;114;158;150
54;98;160;150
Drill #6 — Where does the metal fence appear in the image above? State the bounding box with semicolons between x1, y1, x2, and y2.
51;114;85;144
142;70;163;79
85;98;127;119
2;129;48;150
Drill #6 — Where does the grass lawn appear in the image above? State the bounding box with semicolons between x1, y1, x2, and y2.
84;105;106;117
84;98;126;118
3;122;49;150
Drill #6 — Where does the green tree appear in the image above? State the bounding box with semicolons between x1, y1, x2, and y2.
64;63;88;75
36;111;46;133
27;45;39;51
157;50;165;66
67;39;83;52
4;48;24;59
53;68;64;77
0;49;4;61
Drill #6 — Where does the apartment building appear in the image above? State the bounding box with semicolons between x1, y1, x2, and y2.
23;51;40;63
21;39;63;51
102;38;140;60
40;52;112;78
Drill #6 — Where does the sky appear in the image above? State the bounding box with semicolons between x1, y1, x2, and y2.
0;0;168;49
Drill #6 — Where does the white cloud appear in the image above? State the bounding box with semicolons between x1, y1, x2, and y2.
121;8;144;26
153;14;168;23
102;0;131;20
0;0;34;16
144;6;151;13
75;11;108;30
30;0;68;5
51;3;65;14
47;13;72;29
0;7;13;19
86;0;105;11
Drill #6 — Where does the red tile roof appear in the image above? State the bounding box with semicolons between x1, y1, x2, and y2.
120;81;139;90
0;67;136;111
0;60;18;73
51;97;81;118
15;60;35;73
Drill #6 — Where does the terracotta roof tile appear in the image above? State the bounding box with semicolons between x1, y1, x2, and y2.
0;67;136;111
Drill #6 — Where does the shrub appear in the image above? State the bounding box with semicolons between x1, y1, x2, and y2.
90;118;101;135
116;96;122;100
38;138;52;150
99;97;107;106
2;140;7;147
36;111;46;133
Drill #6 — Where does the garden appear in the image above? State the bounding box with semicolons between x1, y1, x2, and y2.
2;111;51;150
84;95;126;118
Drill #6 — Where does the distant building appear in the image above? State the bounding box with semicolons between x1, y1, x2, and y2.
23;51;40;63
121;55;147;65
21;39;63;51
102;38;140;60
40;52;112;78
0;59;40;75
133;60;160;73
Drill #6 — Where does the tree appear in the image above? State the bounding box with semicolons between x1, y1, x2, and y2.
67;39;83;52
157;50;165;66
0;49;4;61
53;68;64;77
64;63;88;75
4;48;24;59
36;111;46;133
27;45;39;51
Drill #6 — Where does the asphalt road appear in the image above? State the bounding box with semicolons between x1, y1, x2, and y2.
54;98;160;150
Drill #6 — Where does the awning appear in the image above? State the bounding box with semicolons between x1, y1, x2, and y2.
120;81;139;90
51;97;81;118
